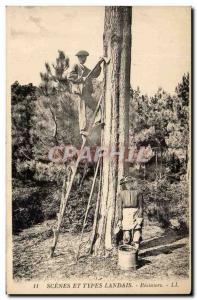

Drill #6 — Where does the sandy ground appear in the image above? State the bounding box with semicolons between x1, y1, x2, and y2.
13;220;189;281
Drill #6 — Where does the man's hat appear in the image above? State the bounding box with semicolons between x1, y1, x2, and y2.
75;50;89;57
119;176;135;185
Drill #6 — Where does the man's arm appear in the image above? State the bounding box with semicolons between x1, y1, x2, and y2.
138;193;143;218
67;64;83;83
133;193;143;229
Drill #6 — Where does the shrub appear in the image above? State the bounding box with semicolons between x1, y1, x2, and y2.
12;170;98;234
140;179;189;231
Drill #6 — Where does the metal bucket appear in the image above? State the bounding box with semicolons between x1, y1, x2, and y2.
118;244;137;271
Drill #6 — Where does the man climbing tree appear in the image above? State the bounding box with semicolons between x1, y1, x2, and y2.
68;50;104;142
90;6;132;256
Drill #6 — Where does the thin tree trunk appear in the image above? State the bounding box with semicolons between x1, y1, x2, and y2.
91;6;132;256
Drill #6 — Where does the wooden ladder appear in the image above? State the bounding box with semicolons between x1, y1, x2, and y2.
49;95;103;258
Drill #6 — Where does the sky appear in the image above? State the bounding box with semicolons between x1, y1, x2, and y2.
7;6;191;95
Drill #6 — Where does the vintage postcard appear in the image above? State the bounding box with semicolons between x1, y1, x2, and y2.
6;6;192;295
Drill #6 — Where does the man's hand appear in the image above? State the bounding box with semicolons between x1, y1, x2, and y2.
98;56;104;63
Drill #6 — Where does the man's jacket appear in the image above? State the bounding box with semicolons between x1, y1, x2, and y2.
117;189;143;230
68;63;101;96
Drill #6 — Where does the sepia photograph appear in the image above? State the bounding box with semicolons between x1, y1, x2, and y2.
6;6;191;294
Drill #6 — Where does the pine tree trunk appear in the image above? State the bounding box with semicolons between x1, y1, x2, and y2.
91;6;132;256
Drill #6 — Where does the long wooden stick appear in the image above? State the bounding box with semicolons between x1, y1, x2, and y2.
59;175;66;215
49;95;103;258
75;156;101;262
